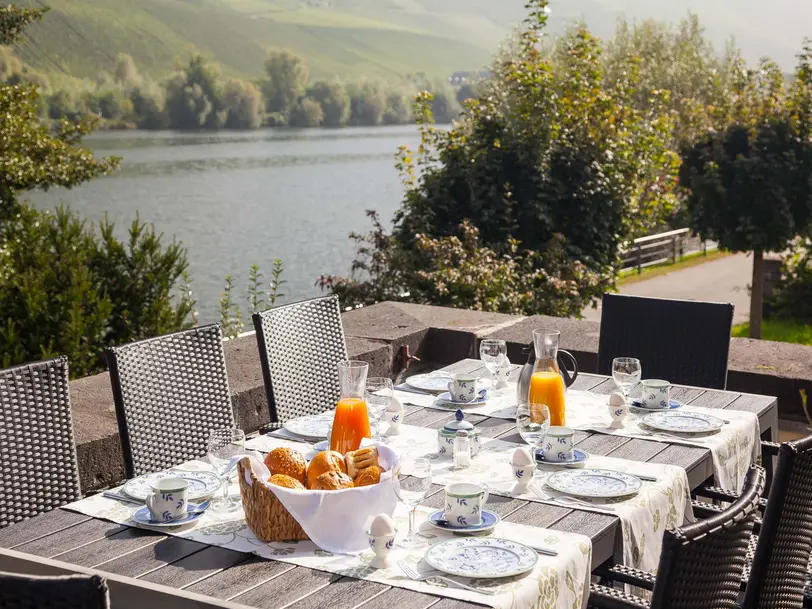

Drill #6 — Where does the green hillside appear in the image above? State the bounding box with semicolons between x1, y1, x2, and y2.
11;0;523;82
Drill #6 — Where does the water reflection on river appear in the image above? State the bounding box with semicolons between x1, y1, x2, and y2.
30;125;422;322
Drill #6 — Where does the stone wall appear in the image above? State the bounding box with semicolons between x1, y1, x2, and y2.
68;301;812;492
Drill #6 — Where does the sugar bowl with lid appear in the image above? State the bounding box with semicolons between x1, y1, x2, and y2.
437;409;482;458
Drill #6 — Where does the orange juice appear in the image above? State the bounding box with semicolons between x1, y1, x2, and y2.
529;371;566;426
330;398;372;454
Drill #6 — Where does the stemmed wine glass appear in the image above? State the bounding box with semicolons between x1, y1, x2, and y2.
207;428;246;513
365;377;394;441
612;357;642;402
516;402;551;463
392;456;432;548
480;339;507;389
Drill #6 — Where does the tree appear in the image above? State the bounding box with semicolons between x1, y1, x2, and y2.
0;45;21;82
679;46;812;338
114;53;141;88
263;50;308;115
349;81;387;126
164;55;225;130
129;83;168;129
308;80;350;127
288;97;324;128
383;90;412;125
222;78;262;129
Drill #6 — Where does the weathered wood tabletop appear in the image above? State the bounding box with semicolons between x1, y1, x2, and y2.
0;360;778;609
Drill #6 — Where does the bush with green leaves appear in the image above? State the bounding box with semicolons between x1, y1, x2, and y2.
765;238;812;323
218;261;286;338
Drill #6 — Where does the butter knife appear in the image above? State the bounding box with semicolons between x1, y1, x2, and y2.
103;490;143;505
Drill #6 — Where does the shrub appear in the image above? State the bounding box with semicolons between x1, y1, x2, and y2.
289;97;324;128
765;238;812;322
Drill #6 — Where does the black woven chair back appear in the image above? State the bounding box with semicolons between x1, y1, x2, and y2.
0;357;81;528
252;295;348;424
0;571;109;609
742;434;812;609
598;293;734;389
106;324;235;478
651;465;765;609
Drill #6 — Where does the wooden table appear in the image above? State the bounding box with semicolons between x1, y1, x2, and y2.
0;361;778;609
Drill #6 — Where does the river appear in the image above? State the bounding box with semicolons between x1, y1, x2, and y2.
29;125;423;323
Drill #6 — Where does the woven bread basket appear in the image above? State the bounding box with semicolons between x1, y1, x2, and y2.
238;456;308;542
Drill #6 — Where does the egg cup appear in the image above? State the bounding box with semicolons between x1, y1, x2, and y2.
511;463;534;493
367;529;397;569
608;402;629;427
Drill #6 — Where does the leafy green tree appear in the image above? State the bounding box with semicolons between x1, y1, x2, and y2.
223;78;262;130
383;90;412;125
129;83;168;129
114;53;141;88
288;97;324;127
164;55;225;130
679;45;812;338
263;50;309;115
45;89;76;119
308;80;350;127
349;81;387;126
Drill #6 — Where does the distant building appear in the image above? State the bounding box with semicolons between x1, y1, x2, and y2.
448;70;493;86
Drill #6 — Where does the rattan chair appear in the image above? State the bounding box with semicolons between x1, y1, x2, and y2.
0;357;81;529
691;435;812;609
589;465;765;609
252;295;348;425
106;324;235;478
0;571;109;608
597;293;734;389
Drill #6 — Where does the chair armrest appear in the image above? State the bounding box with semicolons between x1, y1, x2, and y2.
588;584;650;609
692;501;762;533
694;487;768;511
762;441;781;457
594;564;655;591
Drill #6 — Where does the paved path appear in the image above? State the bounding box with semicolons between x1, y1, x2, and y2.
583;252;753;325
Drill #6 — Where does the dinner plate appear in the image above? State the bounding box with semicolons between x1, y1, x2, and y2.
283;412;334;440
630;398;682;411
132;502;207;528
536;448;589;466
546;468;642;499
426;510;500;533
435;390;488;407
122;470;222;502
403;373;455;393
642;411;725;434
425;538;539;579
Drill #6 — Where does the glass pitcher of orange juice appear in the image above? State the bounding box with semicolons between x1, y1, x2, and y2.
330;360;372;454
527;330;579;426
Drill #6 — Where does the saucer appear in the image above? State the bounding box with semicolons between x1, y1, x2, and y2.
435;391;488;407
536;448;589;466
426;509;500;533
630;399;682;411
132;502;207;528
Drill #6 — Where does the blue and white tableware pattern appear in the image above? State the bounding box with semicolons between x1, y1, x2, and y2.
122;470;222;502
546;468;642;499
437;432;482;457
641;379;671;410
631;398;682;411
367;530;397;569
436;389;488;407
493;360;513;389
536;448;589;466
642;411;725;434
283;412;335;440
427;509;501;533
425;538;539;579
133;501;207;528
146;477;188;522
447;374;479;403
538;426;574;462
444;482;489;526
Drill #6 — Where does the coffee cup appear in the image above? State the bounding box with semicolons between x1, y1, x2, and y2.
146;477;188;522
447;374;478;403
641;379;671;409
539;426;574;462
444;482;489;526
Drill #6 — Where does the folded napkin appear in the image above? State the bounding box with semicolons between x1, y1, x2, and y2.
241;443;398;554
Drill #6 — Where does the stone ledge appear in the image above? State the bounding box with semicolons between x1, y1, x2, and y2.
67;301;811;492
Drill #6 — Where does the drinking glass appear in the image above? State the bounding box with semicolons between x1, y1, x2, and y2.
516;402;551;459
480;339;507;389
365;377;394;441
392;456;432;548
207;428;246;513
612;357;642;400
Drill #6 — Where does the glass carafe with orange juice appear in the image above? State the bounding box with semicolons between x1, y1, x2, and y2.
526;330;579;426
330;360;372;454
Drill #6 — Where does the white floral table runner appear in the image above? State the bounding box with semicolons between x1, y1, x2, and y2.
64;476;591;609
250;425;692;575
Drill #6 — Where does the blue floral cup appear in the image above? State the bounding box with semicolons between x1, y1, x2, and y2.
444;482;489;526
146;477;188;522
447;374;478;403
641;379;671;409
539;426;574;462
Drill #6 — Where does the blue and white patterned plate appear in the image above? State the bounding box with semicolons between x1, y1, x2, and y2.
642;411;725;433
283;412;334;440
630;399;682;411
132;502;207;528
546;469;642;499
435;390;488;408
122;470;222;502
536;448;589;466
404;373;455;393
425;537;539;579
426;509;500;533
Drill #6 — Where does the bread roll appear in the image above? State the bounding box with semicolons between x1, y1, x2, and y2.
264;447;307;485
268;474;306;490
312;471;354;491
354;465;381;487
345;446;379;478
306;450;347;488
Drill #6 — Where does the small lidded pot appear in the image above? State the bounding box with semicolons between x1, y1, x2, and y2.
437;409;481;458
367;514;397;569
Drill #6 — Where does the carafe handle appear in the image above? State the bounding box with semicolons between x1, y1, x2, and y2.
557;350;579;388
